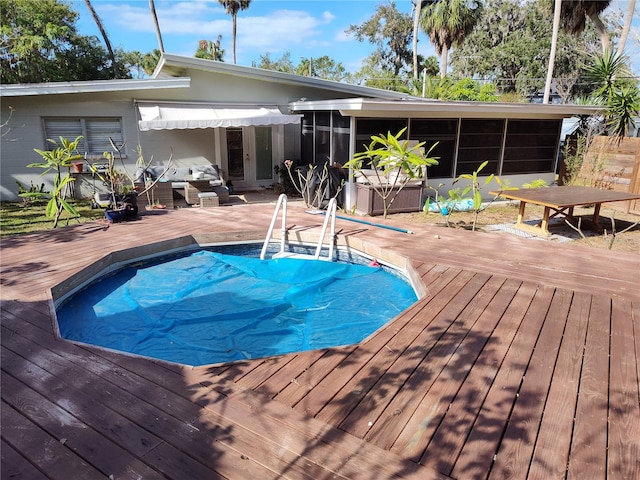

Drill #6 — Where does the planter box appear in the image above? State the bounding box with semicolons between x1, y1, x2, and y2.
355;183;424;216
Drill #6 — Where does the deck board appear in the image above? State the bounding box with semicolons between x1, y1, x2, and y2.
2;202;639;479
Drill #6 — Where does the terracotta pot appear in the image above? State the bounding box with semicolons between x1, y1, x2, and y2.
72;162;83;173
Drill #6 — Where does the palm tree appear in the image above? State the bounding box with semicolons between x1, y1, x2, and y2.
83;0;118;77
149;0;165;53
543;0;563;104
142;49;162;76
420;0;480;78
617;0;636;56
195;36;224;61
218;0;251;64
560;0;612;54
412;0;423;79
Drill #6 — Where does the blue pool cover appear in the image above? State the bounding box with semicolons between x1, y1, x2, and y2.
57;251;417;366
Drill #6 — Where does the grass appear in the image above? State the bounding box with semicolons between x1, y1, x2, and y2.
0;199;105;237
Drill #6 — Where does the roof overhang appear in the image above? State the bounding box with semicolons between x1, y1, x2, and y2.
0;78;191;97
136;102;302;131
289;98;602;119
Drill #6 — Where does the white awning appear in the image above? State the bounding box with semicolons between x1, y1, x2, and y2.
137;103;301;131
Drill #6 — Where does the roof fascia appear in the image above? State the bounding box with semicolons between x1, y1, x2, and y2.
0;78;191;97
289;98;602;119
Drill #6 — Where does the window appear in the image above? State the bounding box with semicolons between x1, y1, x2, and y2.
456;119;504;175
43;118;125;157
410;119;458;178
501;119;561;174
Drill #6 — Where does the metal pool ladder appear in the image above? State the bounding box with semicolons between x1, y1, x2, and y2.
260;194;337;261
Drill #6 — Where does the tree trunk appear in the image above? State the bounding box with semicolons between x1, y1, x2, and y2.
617;0;636;55
440;44;448;78
149;0;165;53
588;11;611;54
83;0;118;77
544;0;562;104
232;13;237;64
412;0;423;80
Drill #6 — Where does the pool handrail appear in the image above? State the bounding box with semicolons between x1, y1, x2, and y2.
260;194;337;261
260;193;288;260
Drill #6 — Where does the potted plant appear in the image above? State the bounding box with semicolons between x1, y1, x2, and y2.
344;128;439;218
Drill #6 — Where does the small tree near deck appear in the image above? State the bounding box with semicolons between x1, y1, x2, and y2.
29;136;83;228
345;128;438;218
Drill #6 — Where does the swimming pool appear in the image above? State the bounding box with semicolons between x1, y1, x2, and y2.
55;245;418;366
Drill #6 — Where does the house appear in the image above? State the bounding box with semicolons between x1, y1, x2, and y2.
0;53;597;210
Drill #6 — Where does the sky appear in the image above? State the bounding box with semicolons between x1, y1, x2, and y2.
73;0;435;75
73;0;638;77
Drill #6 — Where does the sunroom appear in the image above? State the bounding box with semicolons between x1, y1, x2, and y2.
289;97;599;213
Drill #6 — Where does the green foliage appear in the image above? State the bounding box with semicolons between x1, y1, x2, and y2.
0;0;131;83
582;50;639;139
440;78;498;101
16;180;48;206
522;179;548;189
345;128;438;218
450;0;600;98
195;37;224;61
346;1;414;77
257;52;295;73
449;160;509;231
296;55;346;81
29;136;84;227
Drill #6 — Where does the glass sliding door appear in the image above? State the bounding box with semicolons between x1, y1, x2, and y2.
226;127;244;181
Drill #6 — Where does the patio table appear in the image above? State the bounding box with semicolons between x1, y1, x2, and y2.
489;185;640;237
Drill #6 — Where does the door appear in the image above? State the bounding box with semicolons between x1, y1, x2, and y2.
226;127;245;183
225;126;275;189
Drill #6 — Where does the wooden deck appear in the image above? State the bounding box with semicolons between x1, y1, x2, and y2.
2;200;639;479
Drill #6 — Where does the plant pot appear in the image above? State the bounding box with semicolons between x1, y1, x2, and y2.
104;208;126;223
72;162;83;173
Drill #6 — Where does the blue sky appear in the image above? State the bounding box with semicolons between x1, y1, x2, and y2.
74;0;638;76
74;0;433;74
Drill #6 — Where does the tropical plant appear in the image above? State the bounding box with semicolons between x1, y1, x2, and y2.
560;0;612;54
278;160;344;210
583;50;639;139
218;0;251;64
449;160;508;231
196;36;224;61
420;0;481;78
29;136;84;228
16;180;48;207
345;128;439;218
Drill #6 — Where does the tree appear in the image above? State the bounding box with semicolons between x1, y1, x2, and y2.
412;0;423;79
218;0;251;64
296;56;346;81
450;0;601;99
616;0;636;55
195;36;224;61
142;49;161;76
346;1;414;77
83;0;117;76
0;0;129;83
149;0;164;53
256;52;294;73
420;0;481;78
543;0;563;103
560;0;612;54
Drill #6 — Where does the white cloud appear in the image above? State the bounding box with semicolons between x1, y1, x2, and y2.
235;10;325;54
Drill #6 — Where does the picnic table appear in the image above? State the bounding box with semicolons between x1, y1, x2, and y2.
489;185;640;237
